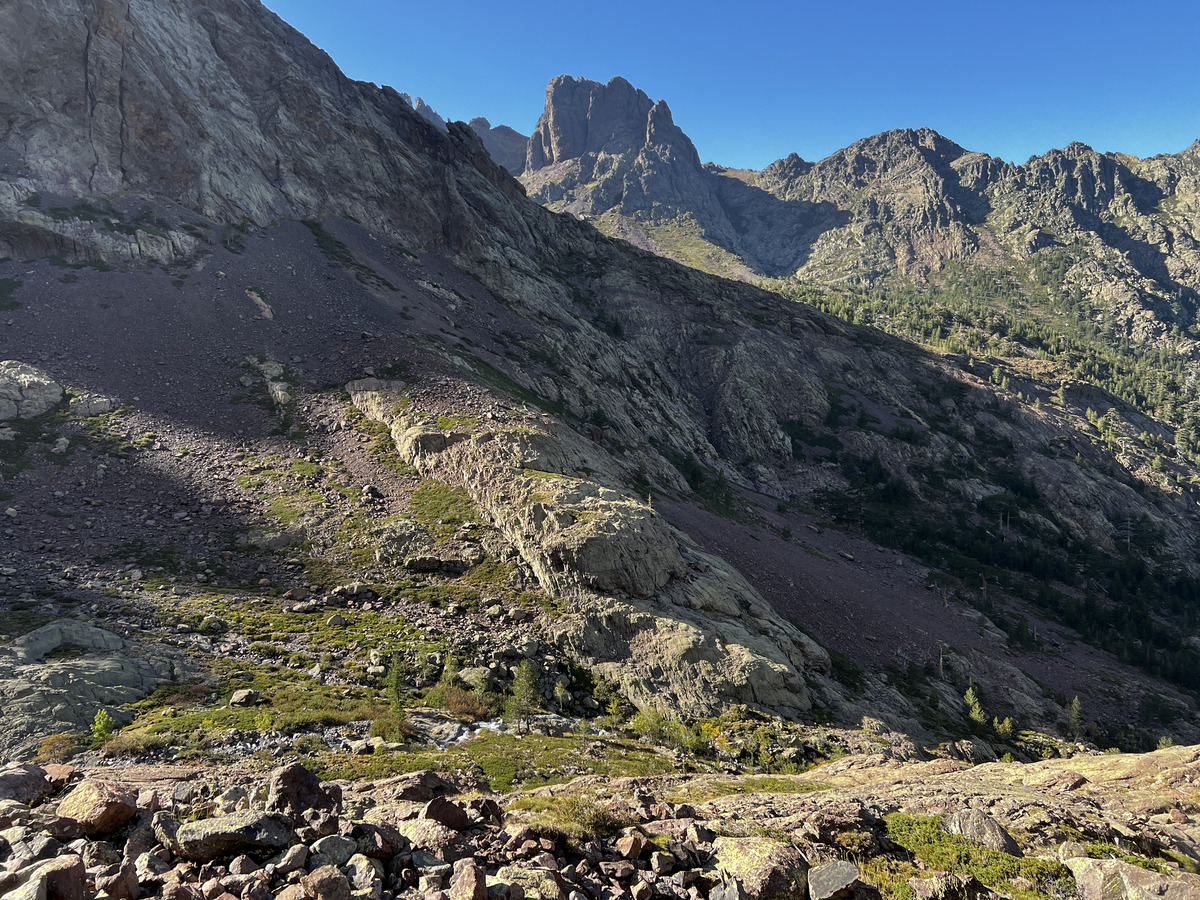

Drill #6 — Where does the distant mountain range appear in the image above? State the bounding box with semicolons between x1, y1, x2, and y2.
468;75;1200;359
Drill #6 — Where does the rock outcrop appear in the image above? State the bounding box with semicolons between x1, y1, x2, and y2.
350;381;829;717
470;118;529;176
0;621;185;758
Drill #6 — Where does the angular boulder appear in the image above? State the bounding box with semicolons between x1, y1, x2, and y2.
0;764;52;806
1066;857;1200;900
0;361;62;420
55;781;137;836
265;762;341;819
940;809;1022;856
712;836;809;900
175;811;293;862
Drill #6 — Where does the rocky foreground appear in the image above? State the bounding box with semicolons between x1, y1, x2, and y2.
5;743;1200;900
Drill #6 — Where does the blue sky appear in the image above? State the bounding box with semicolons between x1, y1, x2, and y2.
263;0;1200;170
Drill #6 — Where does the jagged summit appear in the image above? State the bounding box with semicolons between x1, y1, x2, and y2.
525;75;700;171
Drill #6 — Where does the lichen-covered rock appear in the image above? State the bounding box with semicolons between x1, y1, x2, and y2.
711;837;809;900
1066;858;1200;900
55;781;137;836
940;809;1021;856
0;361;62;420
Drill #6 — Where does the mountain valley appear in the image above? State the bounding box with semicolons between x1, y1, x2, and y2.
3;2;1200;898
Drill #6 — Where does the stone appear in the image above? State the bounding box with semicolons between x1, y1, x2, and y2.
273;843;308;874
0;765;51;805
228;689;259;707
0;361;63;420
265;763;341;820
808;861;860;900
419;797;470;831
940;810;1022;857
310;834;357;867
1066;858;1200;900
494;866;564;900
615;833;645;859
94;860;139;900
711;837;809;900
301;865;352;900
351;821;408;859
175;811;293;862
13;855;86;900
55;781;137;836
450;860;488;900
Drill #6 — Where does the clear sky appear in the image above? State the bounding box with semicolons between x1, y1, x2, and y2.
262;0;1200;171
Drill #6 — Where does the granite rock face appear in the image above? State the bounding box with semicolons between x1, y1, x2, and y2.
0;621;185;758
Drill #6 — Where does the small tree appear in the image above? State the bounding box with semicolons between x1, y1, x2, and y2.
90;709;116;749
505;660;540;734
553;681;572;713
964;684;987;729
1066;696;1084;740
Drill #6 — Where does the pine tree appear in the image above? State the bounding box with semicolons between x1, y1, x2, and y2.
505;660;540;734
964;684;987;729
1067;696;1084;740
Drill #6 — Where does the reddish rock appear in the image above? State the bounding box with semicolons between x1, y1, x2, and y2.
448;864;484;900
265;762;342;819
616;833;646;859
0;763;52;805
419;796;470;831
301;865;351;900
41;764;77;790
95;860;140;900
56;780;138;836
20;855;88;900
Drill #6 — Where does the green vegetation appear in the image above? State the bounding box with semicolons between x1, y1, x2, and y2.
410;479;479;536
314;729;677;789
0;610;59;639
303;219;395;290
857;813;1073;900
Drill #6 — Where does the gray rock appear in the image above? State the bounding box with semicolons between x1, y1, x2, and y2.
0;362;62;420
1066;858;1200;900
940;809;1021;856
310;834;357;867
808;862;860;900
711;837;809;900
175;810;293;862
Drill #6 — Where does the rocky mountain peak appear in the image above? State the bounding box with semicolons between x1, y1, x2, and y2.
527;75;689;171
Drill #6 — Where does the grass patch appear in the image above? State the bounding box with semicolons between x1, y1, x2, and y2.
0;610;59;640
312;729;677;790
410;479;479;537
857;814;1073;900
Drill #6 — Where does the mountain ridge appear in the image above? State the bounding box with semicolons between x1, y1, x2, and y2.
2;1;1200;768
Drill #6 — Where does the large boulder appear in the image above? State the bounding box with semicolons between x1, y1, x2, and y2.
0;764;52;806
940;809;1022;856
1066;857;1200;900
712;836;809;900
55;781;137;836
175;811;293;862
0;361;62;420
265;763;341;819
